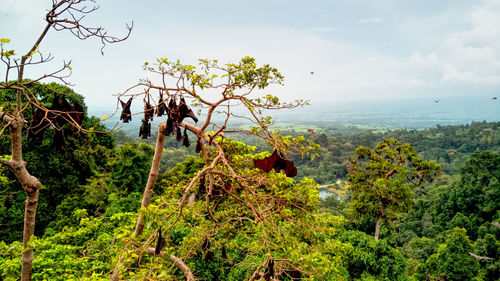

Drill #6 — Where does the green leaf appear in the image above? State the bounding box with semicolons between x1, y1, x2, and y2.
0;38;11;44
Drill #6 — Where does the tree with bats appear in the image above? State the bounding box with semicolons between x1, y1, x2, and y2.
109;57;321;280
0;1;131;280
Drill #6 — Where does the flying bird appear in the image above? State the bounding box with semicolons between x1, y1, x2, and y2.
433;99;440;103
492;97;497;100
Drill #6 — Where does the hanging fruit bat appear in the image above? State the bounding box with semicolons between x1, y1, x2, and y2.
167;96;178;119
195;138;202;153
221;245;227;259
198;176;206;195
210;182;232;197
163;118;174;136
201;237;214;261
27;95;84;148
263;258;275;281
27;108;50;143
182;127;190;147
53;129;67;150
254;149;297;177
176;126;182;141
155;227;166;255
144;96;154;121
50;95;72;130
119;97;133;123
69;102;84;125
178;97;198;123
49;95;79;149
161;96;198;150
162;97;178;137
156;91;168;117
139;118;151;139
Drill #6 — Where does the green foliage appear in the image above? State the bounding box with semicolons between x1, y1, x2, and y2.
290;121;500;184
340;230;409;280
0;211;135;281
109;142;153;193
321;194;348;217
429;151;500;239
414;227;480;281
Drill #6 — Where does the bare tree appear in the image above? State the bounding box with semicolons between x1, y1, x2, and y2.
110;57;319;280
0;1;131;280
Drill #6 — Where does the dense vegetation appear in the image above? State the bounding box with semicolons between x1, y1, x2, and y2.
1;85;499;280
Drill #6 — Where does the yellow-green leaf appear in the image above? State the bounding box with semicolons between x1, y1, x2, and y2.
0;38;10;44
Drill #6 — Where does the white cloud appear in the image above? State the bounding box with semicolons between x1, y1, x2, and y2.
306;27;336;32
357;17;384;24
400;0;500;86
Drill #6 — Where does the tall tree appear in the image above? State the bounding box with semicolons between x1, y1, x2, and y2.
347;138;440;240
109;57;319;279
0;83;115;242
0;1;131;280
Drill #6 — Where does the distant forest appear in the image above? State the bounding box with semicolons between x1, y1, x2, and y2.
1;98;499;280
116;120;500;184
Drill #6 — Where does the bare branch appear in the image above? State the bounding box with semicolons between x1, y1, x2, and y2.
145;248;196;281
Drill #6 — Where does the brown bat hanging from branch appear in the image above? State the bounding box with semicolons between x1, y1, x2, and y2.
139;118;151;139
156;90;168;117
161;95;198;145
155;227;166;255
178;96;198;123
27;95;84;149
254;149;297;177
144;95;154;121
119;97;133;123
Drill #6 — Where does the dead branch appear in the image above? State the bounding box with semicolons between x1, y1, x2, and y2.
145;248;196;281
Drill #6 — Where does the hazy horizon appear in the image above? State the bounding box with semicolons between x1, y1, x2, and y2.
92;94;499;131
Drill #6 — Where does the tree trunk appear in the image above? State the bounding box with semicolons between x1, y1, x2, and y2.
7;122;42;281
374;205;386;241
134;122;166;237
21;189;40;281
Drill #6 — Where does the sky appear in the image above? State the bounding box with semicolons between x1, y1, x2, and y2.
1;0;500;111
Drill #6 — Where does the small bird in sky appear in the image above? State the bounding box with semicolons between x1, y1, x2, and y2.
433;99;440;103
492;97;497;100
310;71;314;75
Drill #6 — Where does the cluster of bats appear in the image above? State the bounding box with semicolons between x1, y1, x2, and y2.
119;93;297;177
119;93;198;148
27;95;84;149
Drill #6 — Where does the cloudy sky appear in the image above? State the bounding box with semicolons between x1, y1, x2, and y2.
1;0;500;109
